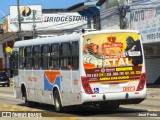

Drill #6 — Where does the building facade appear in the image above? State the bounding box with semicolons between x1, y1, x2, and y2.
97;0;160;84
126;0;160;84
0;2;99;77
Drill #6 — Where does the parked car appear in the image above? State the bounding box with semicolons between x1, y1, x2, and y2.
0;71;10;87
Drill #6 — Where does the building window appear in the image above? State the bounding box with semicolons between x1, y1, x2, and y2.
50;44;59;69
41;45;50;69
33;45;40;69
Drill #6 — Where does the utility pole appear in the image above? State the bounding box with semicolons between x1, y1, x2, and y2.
17;0;21;40
119;3;130;29
119;5;126;29
33;10;36;38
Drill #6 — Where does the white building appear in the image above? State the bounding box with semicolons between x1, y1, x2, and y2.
97;0;160;84
0;3;99;77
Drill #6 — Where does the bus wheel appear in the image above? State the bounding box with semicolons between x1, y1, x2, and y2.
54;90;63;112
24;93;29;106
24;93;33;107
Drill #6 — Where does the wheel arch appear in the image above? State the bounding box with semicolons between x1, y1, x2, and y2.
21;83;26;98
52;85;63;106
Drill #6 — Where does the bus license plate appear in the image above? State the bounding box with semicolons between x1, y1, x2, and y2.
123;86;135;92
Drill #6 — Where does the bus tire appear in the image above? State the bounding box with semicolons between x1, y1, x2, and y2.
24;93;31;106
54;90;63;112
22;86;33;107
24;93;35;107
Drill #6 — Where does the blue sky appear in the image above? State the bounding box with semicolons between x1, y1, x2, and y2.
0;0;85;18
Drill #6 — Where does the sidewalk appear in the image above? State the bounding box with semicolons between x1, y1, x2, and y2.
147;84;160;98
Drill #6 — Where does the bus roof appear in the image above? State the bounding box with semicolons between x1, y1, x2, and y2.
13;33;81;48
84;30;140;36
13;30;140;48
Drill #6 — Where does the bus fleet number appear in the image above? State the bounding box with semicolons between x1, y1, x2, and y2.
123;86;135;92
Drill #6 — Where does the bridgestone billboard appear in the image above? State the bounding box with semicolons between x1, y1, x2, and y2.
38;13;87;30
8;12;87;32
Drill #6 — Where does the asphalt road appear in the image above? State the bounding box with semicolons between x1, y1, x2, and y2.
0;85;160;120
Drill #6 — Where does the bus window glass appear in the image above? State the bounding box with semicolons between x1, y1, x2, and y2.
33;45;40;69
41;45;50;69
25;46;32;69
72;56;79;69
60;43;71;69
50;44;59;69
60;58;67;68
51;44;59;57
19;48;25;69
72;42;79;70
72;42;79;56
61;43;70;56
10;51;18;70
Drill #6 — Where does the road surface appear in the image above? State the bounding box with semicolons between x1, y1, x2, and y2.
0;85;160;120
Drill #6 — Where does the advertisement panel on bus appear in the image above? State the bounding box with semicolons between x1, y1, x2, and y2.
82;32;145;93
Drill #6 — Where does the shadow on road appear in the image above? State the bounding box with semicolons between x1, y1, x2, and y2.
17;103;148;117
147;84;160;88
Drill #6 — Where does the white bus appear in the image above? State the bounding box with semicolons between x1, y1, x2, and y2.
11;30;146;112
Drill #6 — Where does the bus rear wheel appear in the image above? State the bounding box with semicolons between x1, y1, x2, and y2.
54;90;63;112
24;93;32;106
22;88;33;107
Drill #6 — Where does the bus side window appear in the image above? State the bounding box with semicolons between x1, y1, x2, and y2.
71;41;79;70
25;46;32;69
60;42;71;70
10;50;19;77
50;43;59;69
19;47;25;69
33;45;40;69
41;45;50;69
10;51;18;70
